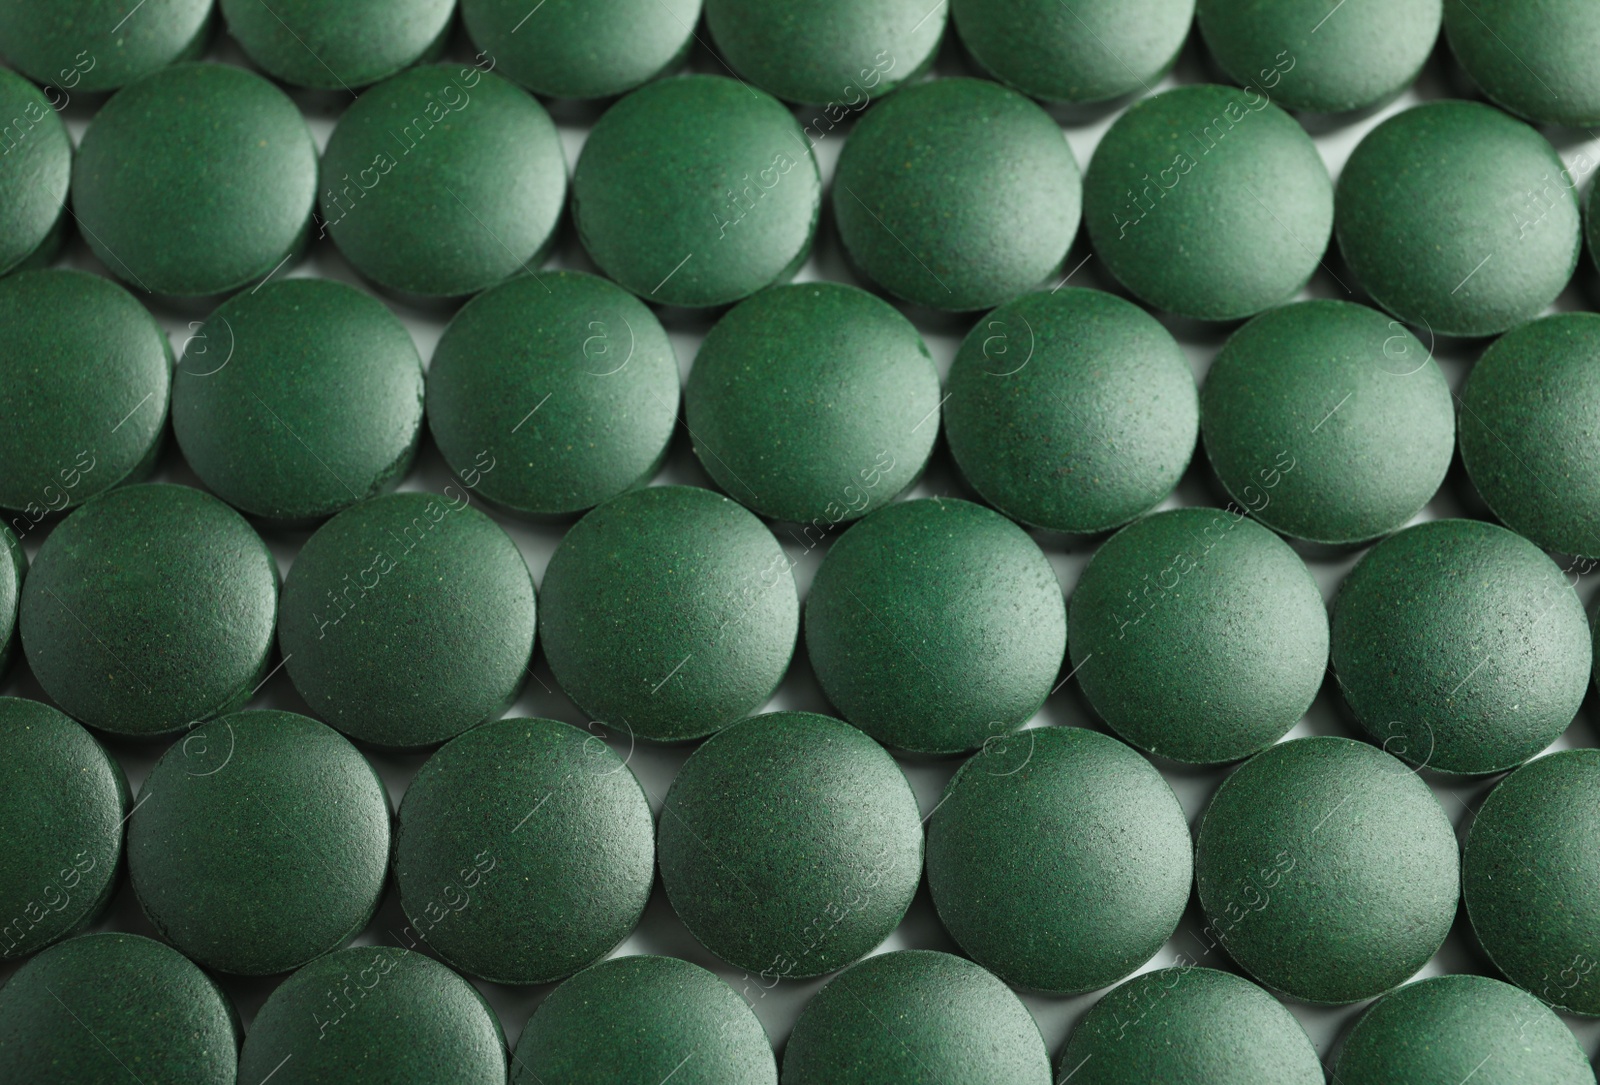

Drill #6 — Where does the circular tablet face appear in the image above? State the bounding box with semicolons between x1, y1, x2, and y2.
20;484;278;737
0;0;214;92
1444;0;1600;126
461;0;699;99
0;66;69;276
220;0;455;88
1194;736;1459;1004
0;525;21;674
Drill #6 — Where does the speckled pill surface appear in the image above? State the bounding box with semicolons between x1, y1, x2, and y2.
0;933;237;1085
539;485;797;742
1337;101;1578;337
426;271;680;518
684;282;940;524
805;497;1066;754
0;269;171;515
127;710;390;975
237;946;506;1085
1201;299;1454;545
0;526;20;674
0;0;213;92
462;0;699;99
926;727;1191;994
944;287;1198;534
72;63;317;298
783;950;1051;1085
1057;967;1323;1085
20;484;278;737
832;77;1079;312
395;717;654;985
0;66;69;276
173;278;424;523
278;490;536;749
221;0;454;88
573;75;820;309
1463;749;1600;1016
511;955;777;1085
1444;0;1600;127
1331;974;1595;1085
1068;508;1328;764
659;712;921;977
1084;84;1333;321
1331;519;1589;775
1194;736;1459;1004
952;0;1193;103
0;698;126;960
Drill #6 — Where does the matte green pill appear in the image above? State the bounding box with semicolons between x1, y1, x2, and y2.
926;727;1191;994
237;946;506;1085
1444;0;1600;127
805;497;1066;754
783;950;1051;1085
278;490;537;749
173;278;424;523
1463;749;1600;1016
221;0;454;89
1194;736;1459;1003
832;77;1080;312
1056;967;1323;1085
394;717;654;985
1068;508;1328;764
0;66;69;276
1331;519;1589;775
1084;84;1333;321
684;282;940;523
511;955;776;1085
0;269;170;516
20;484;278;737
127;710;390;975
0;933;237;1085
944;287;1198;534
1200;299;1454;545
426;270;680;518
0;526;18;673
539;485;797;742
573;75;820;309
658;712;920;977
0;698;125;960
952;0;1193;103
1336;101;1578;337
321;62;566;299
0;0;213;92
461;0;698;99
72;63;317;298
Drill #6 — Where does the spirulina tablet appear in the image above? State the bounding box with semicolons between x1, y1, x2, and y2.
0;526;19;673
221;0;454;89
0;66;69;276
0;0;213;93
1444;0;1600;127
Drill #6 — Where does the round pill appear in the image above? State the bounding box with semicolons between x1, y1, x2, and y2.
705;0;943;105
461;0;699;99
278;490;536;749
1084;84;1333;321
952;0;1193;103
237;946;506;1084
1458;313;1600;558
1331;519;1589;775
221;0;454;88
684;282;940;523
321;63;566;299
0;270;170;516
0;933;236;1085
72;63;317;298
539;485;797;742
0;525;23;674
173;278;425;523
0;0;213;92
426;270;679;518
1331;974;1594;1085
1444;0;1600;127
926;727;1191;994
1463;749;1600;1016
0;66;69;276
783;950;1051;1085
0;698;125;961
806;497;1065;753
833;77;1080;312
1336;101;1578;337
1068;508;1328;764
395;717;654;985
1200;299;1454;545
1194;736;1459;1003
511;955;776;1085
1056;967;1323;1085
658;712;922;977
20;484;278;737
574;75;820;309
1197;0;1441;114
944;287;1198;534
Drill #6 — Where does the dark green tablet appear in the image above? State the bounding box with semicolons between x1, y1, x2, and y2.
461;0;699;99
0;0;213;92
221;0;454;88
0;66;69;276
1444;0;1600;126
0;525;20;674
